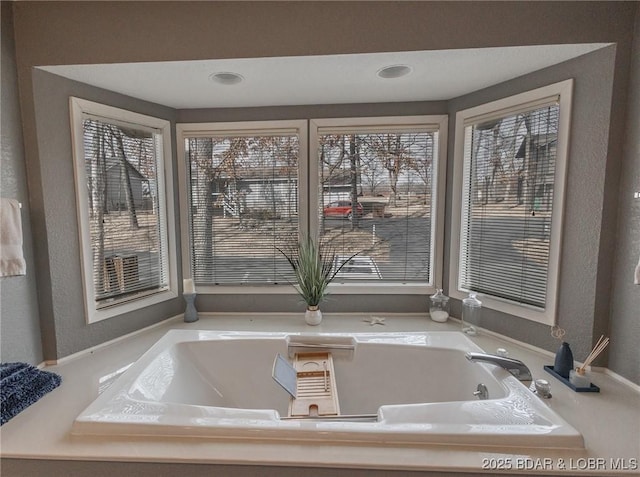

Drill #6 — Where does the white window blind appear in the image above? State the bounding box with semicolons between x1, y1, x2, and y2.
316;127;439;283
81;118;169;306
185;134;300;285
459;101;560;308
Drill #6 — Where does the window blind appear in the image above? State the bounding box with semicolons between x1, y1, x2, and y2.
82;118;169;306
458;102;559;308
185;135;300;285
317;130;438;283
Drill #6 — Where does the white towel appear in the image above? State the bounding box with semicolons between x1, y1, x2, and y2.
635;254;640;285
0;198;26;277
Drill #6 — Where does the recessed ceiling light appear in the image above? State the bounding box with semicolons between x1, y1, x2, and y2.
209;72;244;85
376;65;413;79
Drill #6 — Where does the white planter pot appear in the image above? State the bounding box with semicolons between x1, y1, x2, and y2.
305;307;322;326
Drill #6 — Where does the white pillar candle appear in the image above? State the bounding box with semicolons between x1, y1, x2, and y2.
183;278;195;294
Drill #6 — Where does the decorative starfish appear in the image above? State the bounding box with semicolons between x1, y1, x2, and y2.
363;316;386;326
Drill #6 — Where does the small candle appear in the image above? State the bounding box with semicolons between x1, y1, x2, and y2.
183;278;195;294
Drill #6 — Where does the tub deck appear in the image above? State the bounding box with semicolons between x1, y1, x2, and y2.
72;329;583;449
2;314;639;476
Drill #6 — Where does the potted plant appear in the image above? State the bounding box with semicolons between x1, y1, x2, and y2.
278;235;356;325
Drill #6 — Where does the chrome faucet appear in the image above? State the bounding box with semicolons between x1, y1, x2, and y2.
466;352;533;383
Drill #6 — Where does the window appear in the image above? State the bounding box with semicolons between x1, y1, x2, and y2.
310;116;448;292
450;80;573;324
70;98;177;323
177;121;307;288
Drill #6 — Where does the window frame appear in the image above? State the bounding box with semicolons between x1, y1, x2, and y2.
176;120;309;294
69;97;178;324
449;80;573;325
310;115;448;295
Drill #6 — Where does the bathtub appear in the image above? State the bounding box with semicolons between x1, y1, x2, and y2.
73;330;583;449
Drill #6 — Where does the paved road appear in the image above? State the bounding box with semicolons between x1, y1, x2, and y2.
323;216;432;281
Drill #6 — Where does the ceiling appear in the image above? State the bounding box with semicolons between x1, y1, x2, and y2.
38;44;608;109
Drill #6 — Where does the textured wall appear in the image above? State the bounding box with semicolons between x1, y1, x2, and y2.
29;70;184;359
609;8;640;384
446;47;618;368
0;3;43;365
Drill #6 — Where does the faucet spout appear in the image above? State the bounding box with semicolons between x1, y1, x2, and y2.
466;352;533;383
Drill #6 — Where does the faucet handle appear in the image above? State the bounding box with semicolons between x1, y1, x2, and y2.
533;379;552;399
473;383;489;400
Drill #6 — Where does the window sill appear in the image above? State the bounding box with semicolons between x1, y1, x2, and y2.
449;288;554;326
88;288;179;324
194;283;433;295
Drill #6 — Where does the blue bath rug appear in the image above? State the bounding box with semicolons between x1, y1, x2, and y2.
1;362;62;425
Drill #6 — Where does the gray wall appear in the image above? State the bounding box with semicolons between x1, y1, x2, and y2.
609;9;640;385
29;69;184;359
5;1;639;382
446;47;619;368
0;2;43;365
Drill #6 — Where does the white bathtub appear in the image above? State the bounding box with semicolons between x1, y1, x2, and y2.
73;330;583;449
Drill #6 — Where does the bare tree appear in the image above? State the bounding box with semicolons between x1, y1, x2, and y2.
359;154;386;196
91;122;108;293
405;133;434;194
471;107;561;212
363;133;420;206
109;126;139;228
348;135;360;229
189;138;215;281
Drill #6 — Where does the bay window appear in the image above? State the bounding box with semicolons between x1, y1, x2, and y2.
310;116;448;292
450;80;573;324
70;98;177;323
177;121;308;288
179;116;447;294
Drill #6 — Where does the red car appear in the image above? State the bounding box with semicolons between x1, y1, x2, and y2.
323;200;364;219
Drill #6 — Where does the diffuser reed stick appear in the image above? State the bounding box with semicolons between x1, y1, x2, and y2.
577;335;609;374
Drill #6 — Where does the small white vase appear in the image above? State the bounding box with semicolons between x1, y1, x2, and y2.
305;306;322;326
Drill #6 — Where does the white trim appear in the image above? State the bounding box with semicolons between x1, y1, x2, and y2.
176;119;309;284
196;282;431;295
601;367;640;394
463;95;561;127
177;121;303;137
310;115;448;294
449;80;574;325
69;97;178;324
43;314;183;366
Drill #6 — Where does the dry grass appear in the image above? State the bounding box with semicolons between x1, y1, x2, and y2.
511;239;550;266
90;211;160;253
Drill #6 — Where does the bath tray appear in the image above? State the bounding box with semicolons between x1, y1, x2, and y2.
544;365;600;392
288;352;340;417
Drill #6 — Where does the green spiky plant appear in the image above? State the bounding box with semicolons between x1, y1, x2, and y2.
277;235;357;309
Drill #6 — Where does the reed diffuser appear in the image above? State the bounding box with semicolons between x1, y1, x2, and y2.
570;335;609;387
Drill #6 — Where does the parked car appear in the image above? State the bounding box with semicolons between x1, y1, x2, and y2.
323;200;364;219
333;255;382;280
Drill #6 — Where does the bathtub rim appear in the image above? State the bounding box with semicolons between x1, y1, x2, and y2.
72;329;584;450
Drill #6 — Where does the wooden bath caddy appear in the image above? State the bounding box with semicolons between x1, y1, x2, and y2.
288;352;340;417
